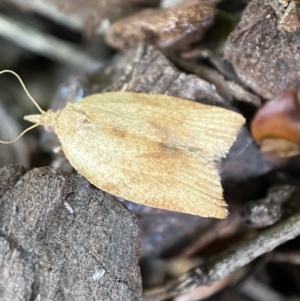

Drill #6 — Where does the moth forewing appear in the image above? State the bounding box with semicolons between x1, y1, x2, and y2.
74;92;245;160
38;92;244;218
19;91;245;218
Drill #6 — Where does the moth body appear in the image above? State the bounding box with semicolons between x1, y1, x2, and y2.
24;92;245;218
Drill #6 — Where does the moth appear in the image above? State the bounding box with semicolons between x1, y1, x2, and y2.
0;70;245;218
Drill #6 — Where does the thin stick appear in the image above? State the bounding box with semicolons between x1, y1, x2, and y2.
0;13;102;72
144;210;300;301
241;278;291;301
0;70;45;114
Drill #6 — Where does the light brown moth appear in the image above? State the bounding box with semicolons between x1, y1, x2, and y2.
0;70;245;218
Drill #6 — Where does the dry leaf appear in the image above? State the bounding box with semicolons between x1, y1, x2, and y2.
23;92;244;218
251;88;300;158
259;138;300;158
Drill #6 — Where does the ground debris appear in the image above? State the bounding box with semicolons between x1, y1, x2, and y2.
0;165;141;301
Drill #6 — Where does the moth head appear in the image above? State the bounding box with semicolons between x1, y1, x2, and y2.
24;111;57;127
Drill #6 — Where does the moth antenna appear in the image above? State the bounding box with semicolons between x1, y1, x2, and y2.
0;123;40;144
0;70;45;114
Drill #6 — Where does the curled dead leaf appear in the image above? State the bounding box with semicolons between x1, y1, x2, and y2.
251;88;300;158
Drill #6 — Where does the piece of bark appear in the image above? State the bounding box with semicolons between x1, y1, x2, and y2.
0;165;141;301
122;46;227;106
242;185;295;228
224;0;300;100
104;0;215;52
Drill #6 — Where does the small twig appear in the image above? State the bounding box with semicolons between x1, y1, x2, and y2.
144;211;300;301
0;13;102;71
241;277;291;301
173;57;261;107
270;252;300;265
179;210;242;257
6;0;83;30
